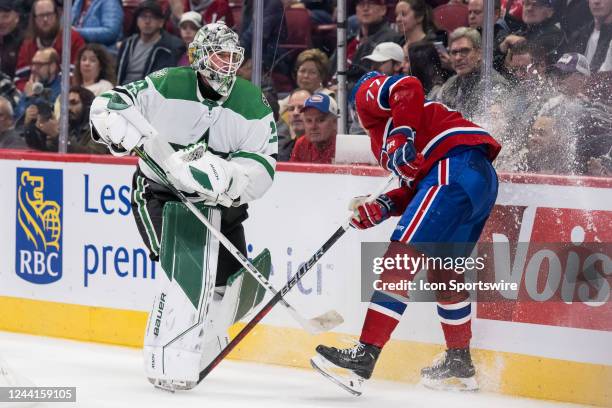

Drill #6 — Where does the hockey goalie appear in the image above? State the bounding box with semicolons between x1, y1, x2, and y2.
89;22;277;391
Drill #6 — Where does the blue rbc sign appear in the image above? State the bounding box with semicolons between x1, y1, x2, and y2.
15;168;63;284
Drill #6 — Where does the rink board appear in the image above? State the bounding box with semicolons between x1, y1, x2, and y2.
0;150;611;406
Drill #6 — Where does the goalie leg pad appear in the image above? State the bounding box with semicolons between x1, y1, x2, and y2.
143;202;222;383
196;249;273;372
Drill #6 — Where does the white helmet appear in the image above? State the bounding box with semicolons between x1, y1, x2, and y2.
188;22;245;96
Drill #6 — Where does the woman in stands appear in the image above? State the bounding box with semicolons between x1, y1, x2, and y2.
73;43;116;96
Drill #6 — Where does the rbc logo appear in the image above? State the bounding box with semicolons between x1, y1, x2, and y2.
15;168;63;284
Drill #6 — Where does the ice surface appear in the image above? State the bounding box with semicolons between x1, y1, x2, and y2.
0;331;583;408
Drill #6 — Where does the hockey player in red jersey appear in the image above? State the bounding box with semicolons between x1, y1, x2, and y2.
311;71;501;395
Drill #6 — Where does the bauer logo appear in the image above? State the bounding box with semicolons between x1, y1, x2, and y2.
15;168;63;284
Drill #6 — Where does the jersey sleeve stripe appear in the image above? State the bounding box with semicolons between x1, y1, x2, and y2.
232;151;276;179
421;127;491;158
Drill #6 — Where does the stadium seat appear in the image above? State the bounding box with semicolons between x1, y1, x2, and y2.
432;3;469;35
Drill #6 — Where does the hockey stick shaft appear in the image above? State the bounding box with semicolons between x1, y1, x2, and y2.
198;174;396;383
133;147;334;334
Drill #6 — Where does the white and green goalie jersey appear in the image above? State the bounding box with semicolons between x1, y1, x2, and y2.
96;66;278;204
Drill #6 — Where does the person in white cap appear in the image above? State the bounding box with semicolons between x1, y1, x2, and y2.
178;11;203;66
362;42;405;75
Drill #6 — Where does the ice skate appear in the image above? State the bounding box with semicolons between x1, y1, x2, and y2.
420;348;478;391
310;342;381;396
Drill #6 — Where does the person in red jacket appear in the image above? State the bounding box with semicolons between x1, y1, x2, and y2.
14;0;85;90
311;71;501;395
289;93;337;164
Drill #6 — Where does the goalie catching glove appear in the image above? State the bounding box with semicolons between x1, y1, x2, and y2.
349;194;395;229
163;143;249;207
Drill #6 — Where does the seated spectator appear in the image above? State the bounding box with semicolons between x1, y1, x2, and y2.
362;41;405;75
279;49;333;115
65;86;107;153
495;41;553;171
24;86;106;153
467;0;509;72
73;43;116;96
468;0;501;30
525;53;594;174
15;0;85;90
117;1;184;85
0;0;26;77
295;49;333;96
0;96;27;148
290;93;337;163
430;27;508;120
277;88;311;161
23;101;57;150
395;0;435;47
0;70;20;108
565;0;612;72
331;0;402;90
504;40;548;84
555;0;592;43
405;41;451;94
177;11;202;66
71;0;123;51
240;0;286;72
15;47;61;122
499;0;565;65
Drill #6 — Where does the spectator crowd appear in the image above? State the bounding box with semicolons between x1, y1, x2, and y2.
0;0;609;176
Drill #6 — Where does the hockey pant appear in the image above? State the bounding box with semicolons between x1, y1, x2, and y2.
361;148;499;348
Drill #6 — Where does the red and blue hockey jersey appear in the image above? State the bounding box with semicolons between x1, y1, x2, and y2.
354;74;501;213
355;74;501;174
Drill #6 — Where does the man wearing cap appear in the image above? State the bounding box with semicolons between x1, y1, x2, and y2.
331;0;402;89
525;52;602;174
177;11;202;66
565;0;612;72
363;42;405;75
290;93;337;164
117;0;184;85
499;0;565;64
0;0;26;78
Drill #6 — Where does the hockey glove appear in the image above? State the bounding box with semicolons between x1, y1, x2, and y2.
383;127;424;182
349;194;394;229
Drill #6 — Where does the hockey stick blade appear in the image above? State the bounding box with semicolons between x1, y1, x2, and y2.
293;309;344;335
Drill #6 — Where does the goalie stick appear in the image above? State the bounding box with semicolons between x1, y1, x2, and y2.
197;174;396;384
133;146;343;335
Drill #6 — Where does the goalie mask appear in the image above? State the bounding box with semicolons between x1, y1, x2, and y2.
189;22;245;97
